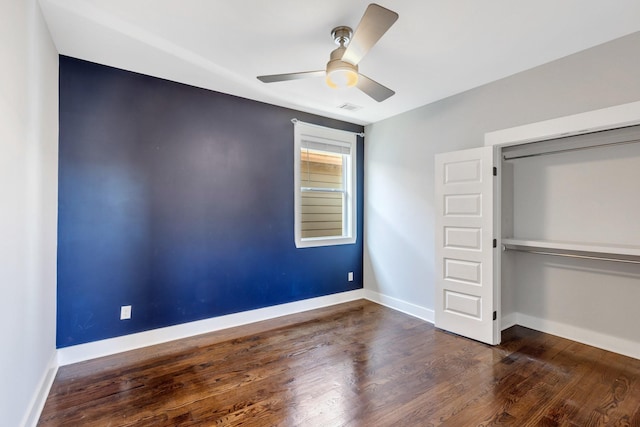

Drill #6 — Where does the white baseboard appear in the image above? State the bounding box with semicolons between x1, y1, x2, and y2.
55;290;640;372
359;297;640;360
501;312;518;331
22;351;58;427
57;289;365;366
511;312;640;360
364;289;435;323
57;288;436;366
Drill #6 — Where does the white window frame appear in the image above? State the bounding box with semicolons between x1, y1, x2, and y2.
294;121;357;248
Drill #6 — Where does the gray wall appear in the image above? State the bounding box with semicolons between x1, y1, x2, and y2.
0;0;59;425
364;31;640;318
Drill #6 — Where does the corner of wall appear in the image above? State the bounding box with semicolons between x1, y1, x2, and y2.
21;351;58;427
364;289;434;324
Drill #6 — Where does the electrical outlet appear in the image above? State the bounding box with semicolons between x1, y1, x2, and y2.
120;305;132;320
348;272;354;282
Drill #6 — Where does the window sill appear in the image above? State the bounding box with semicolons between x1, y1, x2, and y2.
295;235;356;248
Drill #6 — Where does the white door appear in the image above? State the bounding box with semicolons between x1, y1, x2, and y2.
434;146;500;345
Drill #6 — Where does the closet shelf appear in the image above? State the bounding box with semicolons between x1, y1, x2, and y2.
502;238;640;260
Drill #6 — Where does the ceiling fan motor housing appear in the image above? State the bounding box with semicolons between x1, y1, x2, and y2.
331;26;352;46
326;26;358;88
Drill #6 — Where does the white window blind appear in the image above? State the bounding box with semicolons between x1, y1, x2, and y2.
301;138;352;155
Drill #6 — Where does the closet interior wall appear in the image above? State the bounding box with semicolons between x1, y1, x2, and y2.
499;125;640;350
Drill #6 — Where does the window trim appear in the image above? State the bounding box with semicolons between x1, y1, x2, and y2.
294;121;357;248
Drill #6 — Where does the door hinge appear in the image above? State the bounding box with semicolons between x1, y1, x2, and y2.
493;166;497;176
493;238;497;248
493;311;497;321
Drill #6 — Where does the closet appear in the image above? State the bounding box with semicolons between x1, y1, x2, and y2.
434;102;640;359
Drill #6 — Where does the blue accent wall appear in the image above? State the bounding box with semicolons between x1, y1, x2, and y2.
57;56;364;348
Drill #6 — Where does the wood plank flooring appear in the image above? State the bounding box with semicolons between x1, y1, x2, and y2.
38;300;640;426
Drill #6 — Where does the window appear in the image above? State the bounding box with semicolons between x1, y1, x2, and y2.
294;121;357;248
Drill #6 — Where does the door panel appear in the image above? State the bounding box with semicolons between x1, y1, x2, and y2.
444;291;481;319
435;146;499;345
444;227;482;250
444;194;482;216
444;258;481;285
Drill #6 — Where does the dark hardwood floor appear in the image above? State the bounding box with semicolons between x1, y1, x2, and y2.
39;300;640;426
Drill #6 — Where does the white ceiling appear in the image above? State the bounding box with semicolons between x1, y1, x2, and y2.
40;0;640;125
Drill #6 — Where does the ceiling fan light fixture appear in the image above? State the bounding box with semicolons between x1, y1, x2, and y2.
325;42;358;89
326;67;358;89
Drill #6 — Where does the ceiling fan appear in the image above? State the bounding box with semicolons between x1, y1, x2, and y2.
257;3;399;102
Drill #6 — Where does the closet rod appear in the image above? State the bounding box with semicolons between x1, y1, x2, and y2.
504;247;640;265
503;138;640;161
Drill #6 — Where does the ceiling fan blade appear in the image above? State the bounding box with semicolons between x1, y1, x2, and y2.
257;70;325;83
356;74;395;102
342;4;398;66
